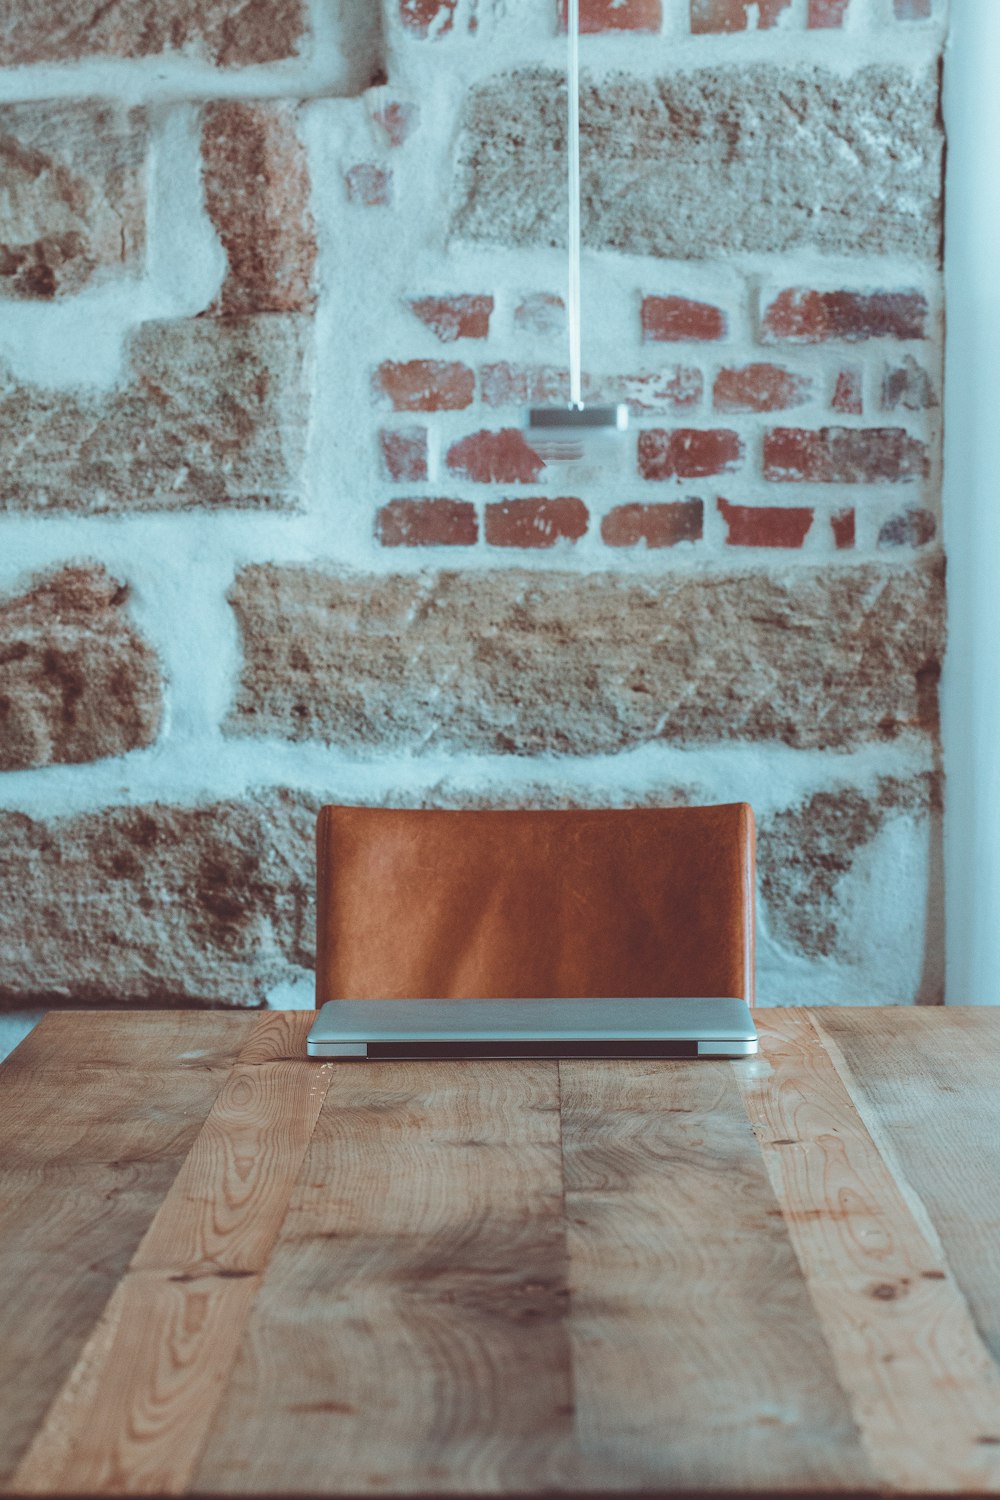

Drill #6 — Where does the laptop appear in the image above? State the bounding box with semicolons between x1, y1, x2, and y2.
306;996;758;1060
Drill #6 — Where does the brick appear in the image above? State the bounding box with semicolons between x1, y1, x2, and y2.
832;508;856;550
761;289;929;343
0;315;312;514
373;359;474;412
372;101;420;147
226;559;944;754
409;294;493;342
764;427;927;484
894;0;931;16
380;427;428;482
0;792;317;1006
0;0;307;66
0;101;146;301
485;497;587;548
878;507;936;548
601;501;703;548
481;363;569;407
713;364;811;414
515;294;565;336
446;429;545;483
641;296;727;343
399;0;458;36
808;0;849;24
558;0;662;31
0;566;161;772
345;163;391;206
718;498;814;549
453;67;941;262
760;775;940;961
832;368;863;415
202;101;316;317
882;357;938;412
690;0;792;31
638;428;743;481
607;369;703;414
376;498;477;546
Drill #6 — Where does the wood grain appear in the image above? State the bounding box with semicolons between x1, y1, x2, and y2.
13;1013;330;1497
194;1060;576;1496
815;1006;1000;1371
559;1055;871;1493
737;1008;1000;1493
0;1011;252;1486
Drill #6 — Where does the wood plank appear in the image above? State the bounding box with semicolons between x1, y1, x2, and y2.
0;1010;252;1486
560;1056;871;1494
814;1006;1000;1372
195;1060;576;1496
742;1009;1000;1493
12;1012;329;1498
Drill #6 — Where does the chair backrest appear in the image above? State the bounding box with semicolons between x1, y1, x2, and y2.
315;804;755;1008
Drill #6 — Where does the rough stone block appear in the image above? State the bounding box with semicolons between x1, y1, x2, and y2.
759;774;941;961
0;101;147;301
0;792;316;1007
0;315;313;514
226;560;944;755
202;101;316;316
452;66;942;262
0;566;161;772
0;0;307;66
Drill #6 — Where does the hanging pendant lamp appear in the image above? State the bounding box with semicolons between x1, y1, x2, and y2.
526;0;629;461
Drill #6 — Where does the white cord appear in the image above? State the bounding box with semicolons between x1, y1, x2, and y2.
567;0;582;407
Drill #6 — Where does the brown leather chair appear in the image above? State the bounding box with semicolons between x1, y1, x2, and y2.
316;804;755;1007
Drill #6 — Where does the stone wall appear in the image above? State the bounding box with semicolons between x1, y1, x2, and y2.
0;0;948;1010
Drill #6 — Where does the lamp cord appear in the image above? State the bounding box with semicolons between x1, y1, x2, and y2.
567;0;582;407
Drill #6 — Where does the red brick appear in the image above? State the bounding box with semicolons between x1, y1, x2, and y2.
878;507;936;547
374;360;474;413
605;369;703;414
344;164;391;206
690;0;792;31
713;364;811;414
832;369;863;415
447;429;545;484
761;289;928;344
718;499;814;549
558;0;661;31
514;294;565;336
808;0;849;24
638;428;743;481
481;363;570;407
376;499;477;546
832;508;855;550
380;428;428;482
372;101;420;147
485;497;587;548
409;294;493;343
883;359;937;412
399;0;458;35
202;101;316;317
641;296;727;343
894;0;931;16
764;427;927;484
601;501;703;548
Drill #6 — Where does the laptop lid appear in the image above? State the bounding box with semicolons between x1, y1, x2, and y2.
306;996;758;1060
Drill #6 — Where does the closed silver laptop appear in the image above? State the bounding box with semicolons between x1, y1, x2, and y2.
306;996;757;1060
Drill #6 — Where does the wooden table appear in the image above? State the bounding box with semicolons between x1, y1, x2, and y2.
2;1008;1000;1499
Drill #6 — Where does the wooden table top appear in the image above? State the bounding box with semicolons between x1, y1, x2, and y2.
2;1007;1000;1499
